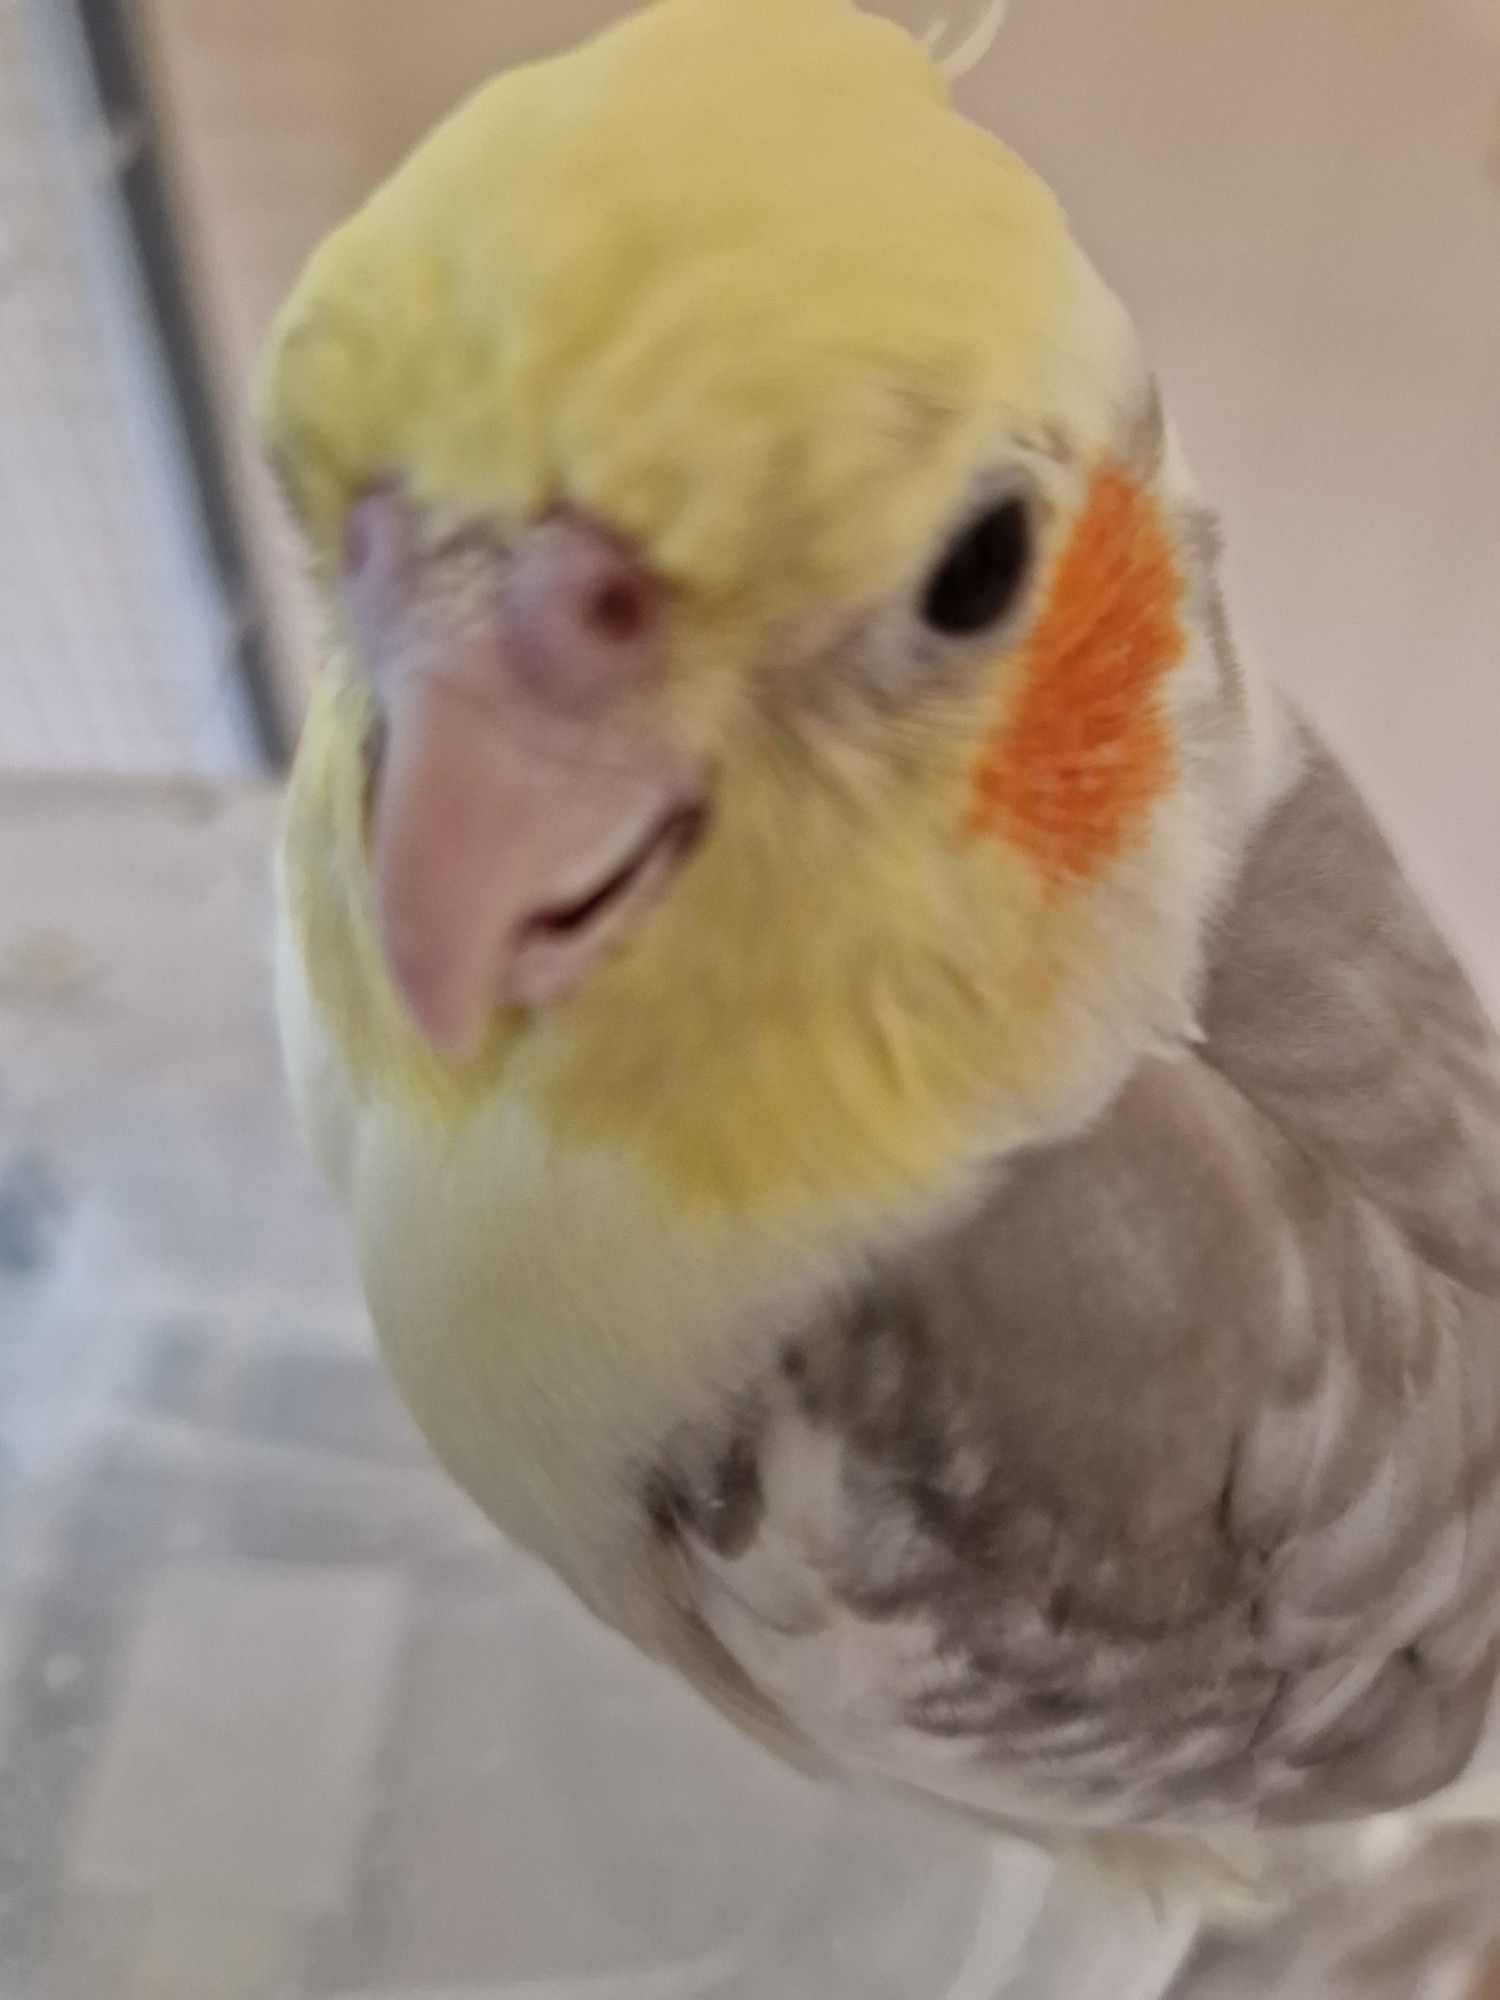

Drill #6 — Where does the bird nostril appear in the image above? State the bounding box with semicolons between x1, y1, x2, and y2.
587;575;653;645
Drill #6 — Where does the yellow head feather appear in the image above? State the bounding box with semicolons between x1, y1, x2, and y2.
267;0;1243;1236
262;0;1131;591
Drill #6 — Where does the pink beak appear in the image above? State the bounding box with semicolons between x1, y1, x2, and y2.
344;492;704;1053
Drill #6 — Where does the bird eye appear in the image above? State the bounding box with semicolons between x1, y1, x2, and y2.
919;495;1033;639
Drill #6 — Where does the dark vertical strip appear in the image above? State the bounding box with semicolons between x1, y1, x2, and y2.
67;0;290;768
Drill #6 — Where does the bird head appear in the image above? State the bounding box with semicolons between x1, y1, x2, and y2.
263;0;1266;1231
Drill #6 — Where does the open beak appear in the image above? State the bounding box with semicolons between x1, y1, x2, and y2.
344;492;706;1053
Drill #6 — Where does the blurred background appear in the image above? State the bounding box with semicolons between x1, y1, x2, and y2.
0;2;1496;1996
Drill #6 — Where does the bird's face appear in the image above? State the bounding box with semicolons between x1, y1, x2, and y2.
268;0;1260;1222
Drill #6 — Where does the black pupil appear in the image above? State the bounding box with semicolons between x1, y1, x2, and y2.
921;498;1031;638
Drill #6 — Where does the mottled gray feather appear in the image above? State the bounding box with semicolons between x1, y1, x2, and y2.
655;742;1500;1837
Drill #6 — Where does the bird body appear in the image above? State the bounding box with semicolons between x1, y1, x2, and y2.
265;0;1500;1959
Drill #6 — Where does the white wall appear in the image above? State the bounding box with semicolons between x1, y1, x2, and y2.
0;0;256;774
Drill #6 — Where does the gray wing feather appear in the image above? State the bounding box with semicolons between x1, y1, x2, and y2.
656;739;1500;1835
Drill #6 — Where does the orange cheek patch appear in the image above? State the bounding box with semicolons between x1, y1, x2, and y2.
968;467;1185;882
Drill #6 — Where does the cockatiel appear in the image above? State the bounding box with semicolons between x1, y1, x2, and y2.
263;0;1500;1986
